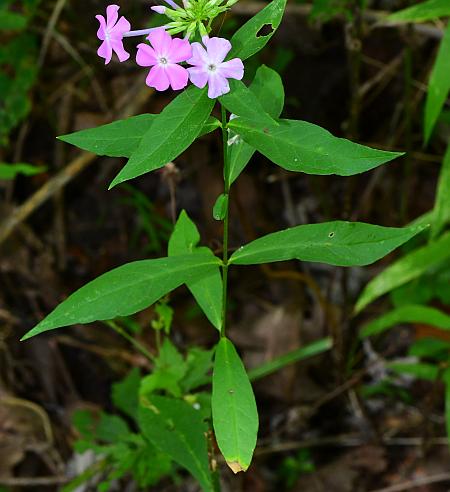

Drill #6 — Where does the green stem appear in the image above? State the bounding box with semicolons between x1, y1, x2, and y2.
105;320;155;362
220;104;230;339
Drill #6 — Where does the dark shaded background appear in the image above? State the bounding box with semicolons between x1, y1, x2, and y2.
1;0;449;490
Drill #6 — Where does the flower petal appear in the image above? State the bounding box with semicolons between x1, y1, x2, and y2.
187;66;208;89
136;43;158;67
187;42;209;67
147;27;172;57
97;40;113;65
146;65;170;91
168;38;192;63
207;73;230;99
96;15;107;41
106;4;120;29
205;37;231;64
111;15;131;36
110;39;130;62
166;64;189;90
218;58;244;80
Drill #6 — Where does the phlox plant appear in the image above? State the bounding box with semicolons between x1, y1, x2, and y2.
22;0;429;489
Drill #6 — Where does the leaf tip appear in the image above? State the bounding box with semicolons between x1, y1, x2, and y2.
226;460;248;474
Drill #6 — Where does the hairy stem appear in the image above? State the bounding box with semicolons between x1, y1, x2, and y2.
220;104;230;338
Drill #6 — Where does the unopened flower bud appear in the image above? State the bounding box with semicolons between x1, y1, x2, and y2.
151;5;166;14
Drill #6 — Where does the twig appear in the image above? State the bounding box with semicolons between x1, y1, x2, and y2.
0;86;153;247
369;472;450;492
255;436;449;456
0;476;68;487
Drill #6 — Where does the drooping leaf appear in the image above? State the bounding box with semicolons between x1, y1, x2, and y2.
212;338;258;473
424;23;450;143
388;0;450;22
409;338;450;358
0;162;46;180
228;116;403;176
168;211;223;331
227;66;284;185
139;395;214;492
110;87;215;188
58;115;219;158
229;221;425;267
355;231;450;313
22;252;221;340
432;144;450;238
360;305;450;338
229;0;287;61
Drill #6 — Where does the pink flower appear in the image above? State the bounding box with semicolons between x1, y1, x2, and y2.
96;5;131;64
136;28;192;91
187;37;244;99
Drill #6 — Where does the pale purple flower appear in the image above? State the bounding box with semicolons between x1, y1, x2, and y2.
136;27;192;91
187;37;244;99
96;5;131;64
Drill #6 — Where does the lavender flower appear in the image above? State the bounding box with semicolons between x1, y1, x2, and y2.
96;4;131;64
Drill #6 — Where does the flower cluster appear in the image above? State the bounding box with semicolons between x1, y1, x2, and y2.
95;4;244;99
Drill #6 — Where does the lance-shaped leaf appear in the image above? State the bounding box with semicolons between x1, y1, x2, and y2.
212;338;258;473
229;222;426;267
109;87;215;188
168;211;223;331
58;115;220;158
424;23;450;143
227;66;285;185
229;0;287;61
22;252;221;340
139;395;214;492
228;116;403;176
355;231;450;313
432;144;450;238
388;0;450;22
360;305;450;338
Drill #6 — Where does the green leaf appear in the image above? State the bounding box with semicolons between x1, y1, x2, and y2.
59;115;219;159
229;0;287;61
409;338;450;358
248;337;332;381
360;305;450;338
424;23;450;143
139;395;214;492
230;221;425;267
22;252;221;340
181;347;214;392
109;87;215;187
228;116;403;176
388;0;450;22
212;338;258;473
432;144;450;238
355;231;450;313
0;162;46;180
169;211;223;331
213;193;228;221
0;10;27;30
227;66;285;185
388;362;440;381
112;368;141;420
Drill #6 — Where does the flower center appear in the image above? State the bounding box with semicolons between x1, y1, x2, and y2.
208;63;217;72
159;57;168;65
